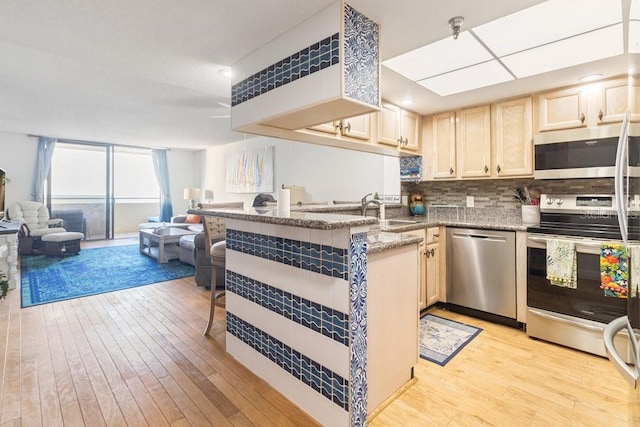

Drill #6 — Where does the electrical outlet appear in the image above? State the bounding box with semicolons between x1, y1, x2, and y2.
466;196;474;208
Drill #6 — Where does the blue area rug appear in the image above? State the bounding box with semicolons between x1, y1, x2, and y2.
419;314;482;366
21;244;195;307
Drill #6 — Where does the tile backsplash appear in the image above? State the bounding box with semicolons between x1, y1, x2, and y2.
402;178;621;209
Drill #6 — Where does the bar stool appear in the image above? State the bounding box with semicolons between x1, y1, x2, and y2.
204;240;226;335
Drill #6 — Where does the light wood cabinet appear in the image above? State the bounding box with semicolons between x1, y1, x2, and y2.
403;227;441;310
377;104;401;146
425;227;441;307
492;96;533;177
456;105;491;178
306;114;371;141
426;97;533;180
399;109;421;152
429;111;457;179
402;229;427;310
536;77;639;131
599;76;640;123
536;86;588;131
307;121;339;135
597;78;631;124
631;77;640;123
340;114;371;140
377;102;421;152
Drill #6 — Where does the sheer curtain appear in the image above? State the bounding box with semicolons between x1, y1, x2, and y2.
151;149;173;222
33;136;57;202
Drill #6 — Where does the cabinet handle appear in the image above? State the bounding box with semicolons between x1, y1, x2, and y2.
484;165;488;174
598;110;603;121
403;137;409;146
425;250;430;258
429;249;435;257
344;121;351;133
433;234;439;238
449;167;454;175
580;113;585;124
497;165;501;174
397;137;403;145
335;122;342;132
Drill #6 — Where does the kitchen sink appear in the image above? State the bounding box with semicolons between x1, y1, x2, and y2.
378;219;418;227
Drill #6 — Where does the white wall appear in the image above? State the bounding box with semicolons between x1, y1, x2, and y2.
0;130;202;217
0;132;38;206
166;149;202;215
202;136;400;207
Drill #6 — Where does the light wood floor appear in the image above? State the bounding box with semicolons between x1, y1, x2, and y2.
2;238;640;426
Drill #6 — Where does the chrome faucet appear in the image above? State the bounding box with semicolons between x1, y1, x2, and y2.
361;193;382;217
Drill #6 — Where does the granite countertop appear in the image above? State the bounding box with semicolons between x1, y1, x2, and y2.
189;206;529;253
377;216;529;232
366;231;422;254
189;207;378;230
292;203;404;213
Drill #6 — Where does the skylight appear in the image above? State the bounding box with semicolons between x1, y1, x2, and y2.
383;0;625;96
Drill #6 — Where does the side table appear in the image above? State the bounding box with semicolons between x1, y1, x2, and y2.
139;227;195;263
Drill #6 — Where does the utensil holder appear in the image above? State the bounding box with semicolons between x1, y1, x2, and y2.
521;205;540;225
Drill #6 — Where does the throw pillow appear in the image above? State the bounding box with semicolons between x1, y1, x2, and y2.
184;214;201;224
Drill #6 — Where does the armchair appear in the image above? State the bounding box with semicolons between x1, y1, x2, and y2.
6;201;66;254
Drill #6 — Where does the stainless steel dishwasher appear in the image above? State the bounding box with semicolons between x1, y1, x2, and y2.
446;228;516;319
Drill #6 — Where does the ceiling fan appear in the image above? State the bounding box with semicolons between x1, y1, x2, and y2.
209;101;231;119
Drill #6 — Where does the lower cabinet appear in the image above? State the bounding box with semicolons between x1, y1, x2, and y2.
425;241;440;307
402;229;427;309
403;227;441;310
425;227;441;307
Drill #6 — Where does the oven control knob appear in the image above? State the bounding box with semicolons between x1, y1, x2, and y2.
556;198;563;205
546;198;553;205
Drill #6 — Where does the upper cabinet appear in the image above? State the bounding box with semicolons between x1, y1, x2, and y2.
424;96;533;180
377;103;421;152
456;105;491;178
341;114;371;140
492;97;533;177
597;78;631;124
535;86;588;131
429;112;457;179
307;114;371;141
631;77;640;123
536;76;639;132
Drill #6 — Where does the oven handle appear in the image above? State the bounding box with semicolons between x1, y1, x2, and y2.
528;308;605;332
526;236;610;254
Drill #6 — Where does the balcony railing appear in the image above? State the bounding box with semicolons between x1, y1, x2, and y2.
51;196;160;240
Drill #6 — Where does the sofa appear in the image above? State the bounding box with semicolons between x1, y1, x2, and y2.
172;214;215;287
179;203;243;288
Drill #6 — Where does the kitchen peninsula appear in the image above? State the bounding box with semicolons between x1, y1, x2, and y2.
191;207;421;426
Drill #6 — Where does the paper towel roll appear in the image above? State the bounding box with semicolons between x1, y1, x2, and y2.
283;185;305;204
277;188;290;216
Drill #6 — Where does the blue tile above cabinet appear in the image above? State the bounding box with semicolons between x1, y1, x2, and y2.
400;155;423;182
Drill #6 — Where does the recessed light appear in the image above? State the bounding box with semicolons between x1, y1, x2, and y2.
580;73;603;82
218;68;232;78
401;99;414;106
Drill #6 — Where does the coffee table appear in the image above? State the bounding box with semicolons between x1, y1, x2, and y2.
139;227;195;263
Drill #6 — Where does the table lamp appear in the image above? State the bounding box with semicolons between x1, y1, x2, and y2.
183;188;201;210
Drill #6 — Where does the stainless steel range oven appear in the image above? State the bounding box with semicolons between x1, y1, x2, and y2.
526;194;639;361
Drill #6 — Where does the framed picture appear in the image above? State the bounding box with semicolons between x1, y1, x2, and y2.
226;146;274;193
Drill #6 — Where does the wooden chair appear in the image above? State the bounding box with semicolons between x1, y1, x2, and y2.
199;202;244;335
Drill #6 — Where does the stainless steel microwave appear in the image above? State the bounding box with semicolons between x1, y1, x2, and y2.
534;124;640;179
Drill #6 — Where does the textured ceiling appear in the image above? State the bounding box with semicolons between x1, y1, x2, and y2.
0;0;636;150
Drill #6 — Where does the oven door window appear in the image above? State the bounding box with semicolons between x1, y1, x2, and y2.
527;247;627;323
